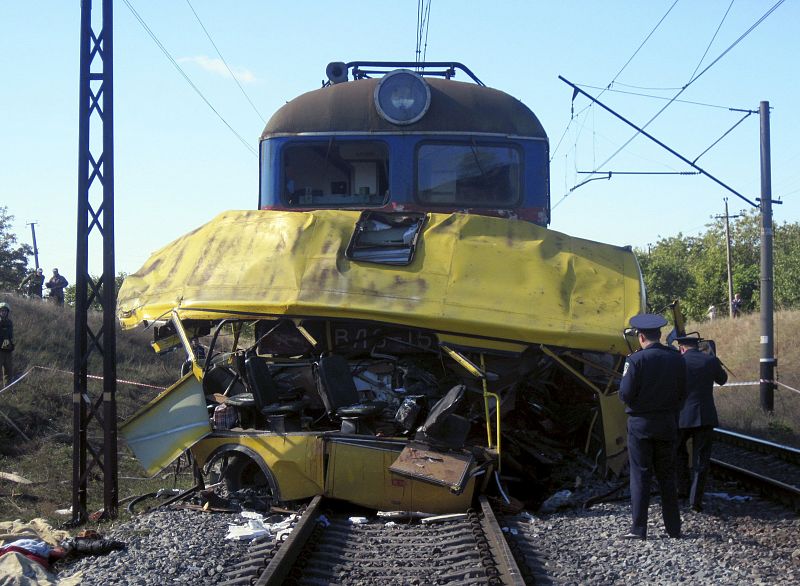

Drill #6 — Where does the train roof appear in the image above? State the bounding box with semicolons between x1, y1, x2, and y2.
261;77;548;140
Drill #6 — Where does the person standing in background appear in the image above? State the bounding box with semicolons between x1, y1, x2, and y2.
45;268;69;306
0;302;14;387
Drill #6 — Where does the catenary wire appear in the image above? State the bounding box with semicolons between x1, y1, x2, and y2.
422;0;433;62
550;0;680;162
121;0;257;157
692;111;752;164
555;0;785;209
184;0;266;124
687;0;735;82
574;83;749;112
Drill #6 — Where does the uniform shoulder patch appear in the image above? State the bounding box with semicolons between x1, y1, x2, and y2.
623;361;630;377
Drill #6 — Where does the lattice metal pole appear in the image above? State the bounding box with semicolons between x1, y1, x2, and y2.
73;0;117;524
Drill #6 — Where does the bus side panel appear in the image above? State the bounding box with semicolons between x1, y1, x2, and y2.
325;440;475;513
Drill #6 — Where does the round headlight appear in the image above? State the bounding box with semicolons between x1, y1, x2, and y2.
374;70;431;125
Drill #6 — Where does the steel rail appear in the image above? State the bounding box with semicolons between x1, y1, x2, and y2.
714;428;800;464
254;495;323;586
478;497;527;586
240;496;525;585
711;428;800;512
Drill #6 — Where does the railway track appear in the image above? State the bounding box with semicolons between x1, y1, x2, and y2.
219;495;525;586
711;428;800;511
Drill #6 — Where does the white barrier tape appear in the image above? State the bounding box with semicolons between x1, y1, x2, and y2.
776;381;800;395
1;365;166;393
0;368;36;394
714;379;800;396
715;381;759;387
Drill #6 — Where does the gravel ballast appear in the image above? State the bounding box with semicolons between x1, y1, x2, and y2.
60;493;799;585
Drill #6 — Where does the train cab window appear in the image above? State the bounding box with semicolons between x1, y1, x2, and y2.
282;141;389;207
416;143;521;207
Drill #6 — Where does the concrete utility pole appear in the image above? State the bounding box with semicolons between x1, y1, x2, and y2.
716;200;740;318
27;222;39;270
759;101;775;413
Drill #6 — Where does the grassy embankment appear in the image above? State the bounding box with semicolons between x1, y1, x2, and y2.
0;292;184;524
688;309;800;447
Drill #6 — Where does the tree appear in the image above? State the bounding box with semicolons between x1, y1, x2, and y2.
0;206;32;291
639;209;800;321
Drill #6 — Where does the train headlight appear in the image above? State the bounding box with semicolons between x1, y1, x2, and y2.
374;70;431;125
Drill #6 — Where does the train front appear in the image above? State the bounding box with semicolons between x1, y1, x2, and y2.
117;63;645;514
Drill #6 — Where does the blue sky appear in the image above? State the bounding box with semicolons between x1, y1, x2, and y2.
1;1;798;279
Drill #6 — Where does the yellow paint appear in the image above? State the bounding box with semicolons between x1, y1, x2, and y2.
191;433;475;512
120;373;212;476
325;440;475;513
191;433;325;501
118;210;644;355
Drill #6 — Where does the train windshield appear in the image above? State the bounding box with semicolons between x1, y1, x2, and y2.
282;140;389;207
417;142;521;206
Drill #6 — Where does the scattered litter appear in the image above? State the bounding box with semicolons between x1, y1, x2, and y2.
54;507;73;516
539;489;572;513
500;527;519;535
519;511;536;524
348;517;369;525
385;521;397;528
225;512;298;541
421;513;468;524
707;492;752;502
225;519;269;541
377;511;435;520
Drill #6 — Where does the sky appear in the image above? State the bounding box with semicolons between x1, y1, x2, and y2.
1;0;798;280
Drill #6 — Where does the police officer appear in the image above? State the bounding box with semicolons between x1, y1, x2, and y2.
676;335;727;512
619;314;686;539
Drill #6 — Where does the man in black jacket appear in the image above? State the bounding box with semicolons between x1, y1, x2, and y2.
676;335;728;512
619;314;687;540
45;268;69;306
0;302;14;387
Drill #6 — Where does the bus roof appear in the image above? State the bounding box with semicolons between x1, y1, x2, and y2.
261;77;548;140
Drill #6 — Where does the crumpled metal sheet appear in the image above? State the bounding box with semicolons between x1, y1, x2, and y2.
117;210;643;354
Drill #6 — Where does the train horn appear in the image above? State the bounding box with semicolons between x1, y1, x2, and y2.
326;62;348;84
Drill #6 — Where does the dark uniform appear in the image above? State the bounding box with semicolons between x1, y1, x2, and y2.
19;270;45;298
619;314;686;539
0;303;14;387
45;269;69;306
677;336;727;512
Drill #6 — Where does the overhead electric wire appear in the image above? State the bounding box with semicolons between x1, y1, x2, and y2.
691;110;753;164
684;0;784;89
687;0;735;82
422;0;433;62
415;0;433;64
555;0;785;209
550;0;679;162
573;83;749;112
575;0;680;118
185;0;266;124
121;0;257;157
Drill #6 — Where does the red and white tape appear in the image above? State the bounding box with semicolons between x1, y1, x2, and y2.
0;365;167;394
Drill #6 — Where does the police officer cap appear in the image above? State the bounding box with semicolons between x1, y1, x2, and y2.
675;334;701;345
629;313;668;330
